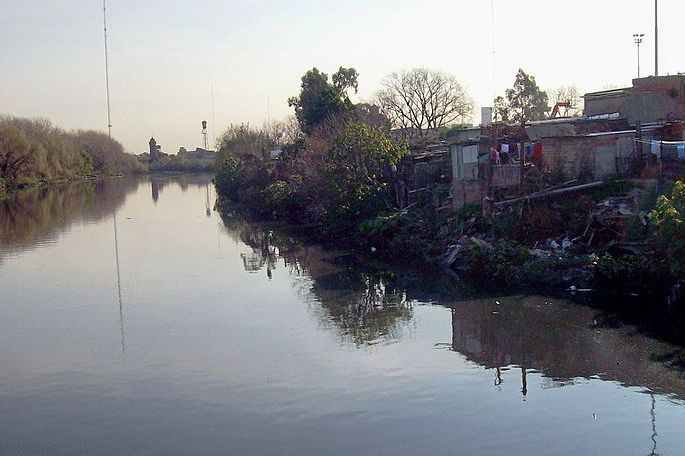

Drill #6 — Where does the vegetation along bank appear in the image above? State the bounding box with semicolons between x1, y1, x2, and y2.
0;115;145;193
210;66;685;300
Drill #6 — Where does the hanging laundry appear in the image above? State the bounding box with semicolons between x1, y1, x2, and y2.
650;140;661;158
489;147;500;165
677;144;685;161
662;144;678;160
524;142;534;158
500;144;510;154
533;143;543;161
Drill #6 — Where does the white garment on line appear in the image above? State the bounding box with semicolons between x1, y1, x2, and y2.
500;144;509;154
650;140;661;158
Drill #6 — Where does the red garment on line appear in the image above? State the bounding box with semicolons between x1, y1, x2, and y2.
533;143;542;160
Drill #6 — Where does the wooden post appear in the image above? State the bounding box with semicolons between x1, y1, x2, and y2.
520;122;526;189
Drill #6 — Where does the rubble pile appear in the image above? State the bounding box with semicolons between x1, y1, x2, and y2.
582;189;647;248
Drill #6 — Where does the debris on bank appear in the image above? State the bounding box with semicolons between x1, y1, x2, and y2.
440;184;662;292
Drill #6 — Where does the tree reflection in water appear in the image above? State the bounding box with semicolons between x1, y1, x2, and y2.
220;216;427;346
0;178;141;259
222;216;685;407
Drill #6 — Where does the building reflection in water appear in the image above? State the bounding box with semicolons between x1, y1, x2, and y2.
449;296;685;401
151;179;162;204
222;217;685;406
149;174;215;206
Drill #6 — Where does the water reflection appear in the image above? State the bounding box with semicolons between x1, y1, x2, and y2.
448;296;685;399
2;175;685;454
222;218;417;346
0;178;140;261
149;173;214;205
221;217;685;400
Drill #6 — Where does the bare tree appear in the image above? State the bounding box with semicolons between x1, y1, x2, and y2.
374;68;473;138
550;86;583;117
263;116;303;147
0;126;33;183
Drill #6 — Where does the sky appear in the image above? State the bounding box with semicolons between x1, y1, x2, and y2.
0;0;683;154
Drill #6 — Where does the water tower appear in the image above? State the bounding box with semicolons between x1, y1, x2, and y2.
201;120;208;150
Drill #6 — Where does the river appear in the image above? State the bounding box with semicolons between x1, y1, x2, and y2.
1;174;684;455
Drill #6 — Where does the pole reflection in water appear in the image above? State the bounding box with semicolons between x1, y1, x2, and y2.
205;183;211;217
113;209;125;352
1;175;685;455
649;392;658;456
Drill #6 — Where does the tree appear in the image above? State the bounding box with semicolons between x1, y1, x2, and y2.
216;123;275;162
494;69;549;123
550;86;583;117
651;180;685;276
70;130;142;175
288;67;358;134
374;68;473;138
0;126;32;183
353;103;391;131
262;116;303;147
324;122;407;229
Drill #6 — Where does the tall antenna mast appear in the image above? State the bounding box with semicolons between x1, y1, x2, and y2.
103;0;112;136
654;0;659;76
211;84;216;148
491;0;496;102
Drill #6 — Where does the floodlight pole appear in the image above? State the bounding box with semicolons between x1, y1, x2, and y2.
633;34;644;78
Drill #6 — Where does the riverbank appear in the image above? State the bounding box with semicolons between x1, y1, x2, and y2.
215;174;684;304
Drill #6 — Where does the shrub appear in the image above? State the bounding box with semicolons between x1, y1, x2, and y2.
214;156;245;202
651;180;685;276
592;253;667;293
323;122;407;233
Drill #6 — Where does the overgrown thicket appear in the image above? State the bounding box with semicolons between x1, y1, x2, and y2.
0;116;144;186
651;180;685;277
214;67;412;240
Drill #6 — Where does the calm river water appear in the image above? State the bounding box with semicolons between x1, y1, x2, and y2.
1;174;685;455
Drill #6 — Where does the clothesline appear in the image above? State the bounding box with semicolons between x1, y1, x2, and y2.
632;138;685;146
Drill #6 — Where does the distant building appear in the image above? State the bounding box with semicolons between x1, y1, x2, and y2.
149;137;162;161
177;147;217;161
584;75;685;125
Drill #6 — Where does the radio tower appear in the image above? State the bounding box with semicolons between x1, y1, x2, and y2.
202;120;208;150
103;0;112;136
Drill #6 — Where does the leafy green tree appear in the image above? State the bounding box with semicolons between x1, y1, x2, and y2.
288;67;358;134
651;180;685;276
214;155;246;202
324;122;407;230
495;69;549;123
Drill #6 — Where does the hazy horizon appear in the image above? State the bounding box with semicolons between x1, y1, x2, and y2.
1;0;683;154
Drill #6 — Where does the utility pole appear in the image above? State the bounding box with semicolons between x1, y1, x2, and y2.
654;0;659;76
103;0;112;136
633;34;644;78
